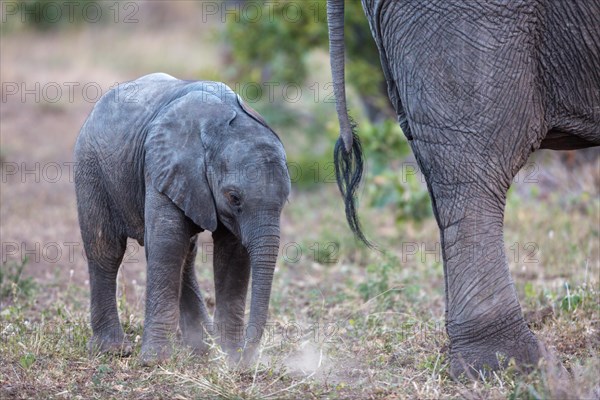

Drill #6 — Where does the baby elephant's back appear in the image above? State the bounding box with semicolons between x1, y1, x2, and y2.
73;73;189;241
75;73;185;160
74;73;234;164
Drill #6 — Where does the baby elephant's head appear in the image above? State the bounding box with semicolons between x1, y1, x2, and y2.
145;85;290;360
204;97;290;363
146;85;290;241
205;97;291;248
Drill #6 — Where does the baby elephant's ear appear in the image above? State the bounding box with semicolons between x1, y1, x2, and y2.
236;94;269;127
144;91;235;232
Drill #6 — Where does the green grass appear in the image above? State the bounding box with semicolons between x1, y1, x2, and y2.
0;258;36;303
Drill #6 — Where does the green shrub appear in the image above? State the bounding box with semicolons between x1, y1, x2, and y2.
222;0;384;94
360;120;432;224
223;0;432;225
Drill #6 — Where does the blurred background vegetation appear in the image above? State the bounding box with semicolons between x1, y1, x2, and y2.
219;0;432;224
2;0;597;259
1;0;432;225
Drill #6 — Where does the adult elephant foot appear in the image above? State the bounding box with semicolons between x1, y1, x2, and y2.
448;318;542;377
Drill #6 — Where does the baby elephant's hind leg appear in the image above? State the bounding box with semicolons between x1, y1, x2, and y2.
86;240;132;356
76;178;132;356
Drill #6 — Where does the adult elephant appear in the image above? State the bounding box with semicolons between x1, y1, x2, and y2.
327;0;600;375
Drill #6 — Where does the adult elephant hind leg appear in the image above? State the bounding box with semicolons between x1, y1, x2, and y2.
412;142;542;377
178;235;212;355
212;224;251;363
75;175;132;356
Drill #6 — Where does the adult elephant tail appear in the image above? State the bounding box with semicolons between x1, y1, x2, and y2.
327;0;373;249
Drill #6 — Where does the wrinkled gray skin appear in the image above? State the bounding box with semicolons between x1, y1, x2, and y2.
74;73;290;365
327;0;600;376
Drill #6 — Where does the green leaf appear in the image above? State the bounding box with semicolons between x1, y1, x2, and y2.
524;282;536;300
19;353;36;370
561;294;582;312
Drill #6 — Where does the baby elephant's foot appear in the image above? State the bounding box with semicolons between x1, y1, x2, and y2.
187;344;210;358
182;335;210;357
140;340;173;366
239;347;259;368
89;333;133;357
221;343;243;366
222;342;259;369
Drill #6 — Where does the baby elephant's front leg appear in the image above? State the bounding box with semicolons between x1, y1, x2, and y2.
212;224;250;362
141;188;194;364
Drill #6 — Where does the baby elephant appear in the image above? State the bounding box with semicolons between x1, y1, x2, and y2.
74;73;290;365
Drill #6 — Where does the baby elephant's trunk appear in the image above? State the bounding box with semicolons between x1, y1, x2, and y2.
242;223;281;362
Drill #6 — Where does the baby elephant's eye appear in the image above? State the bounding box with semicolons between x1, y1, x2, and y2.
225;191;242;207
